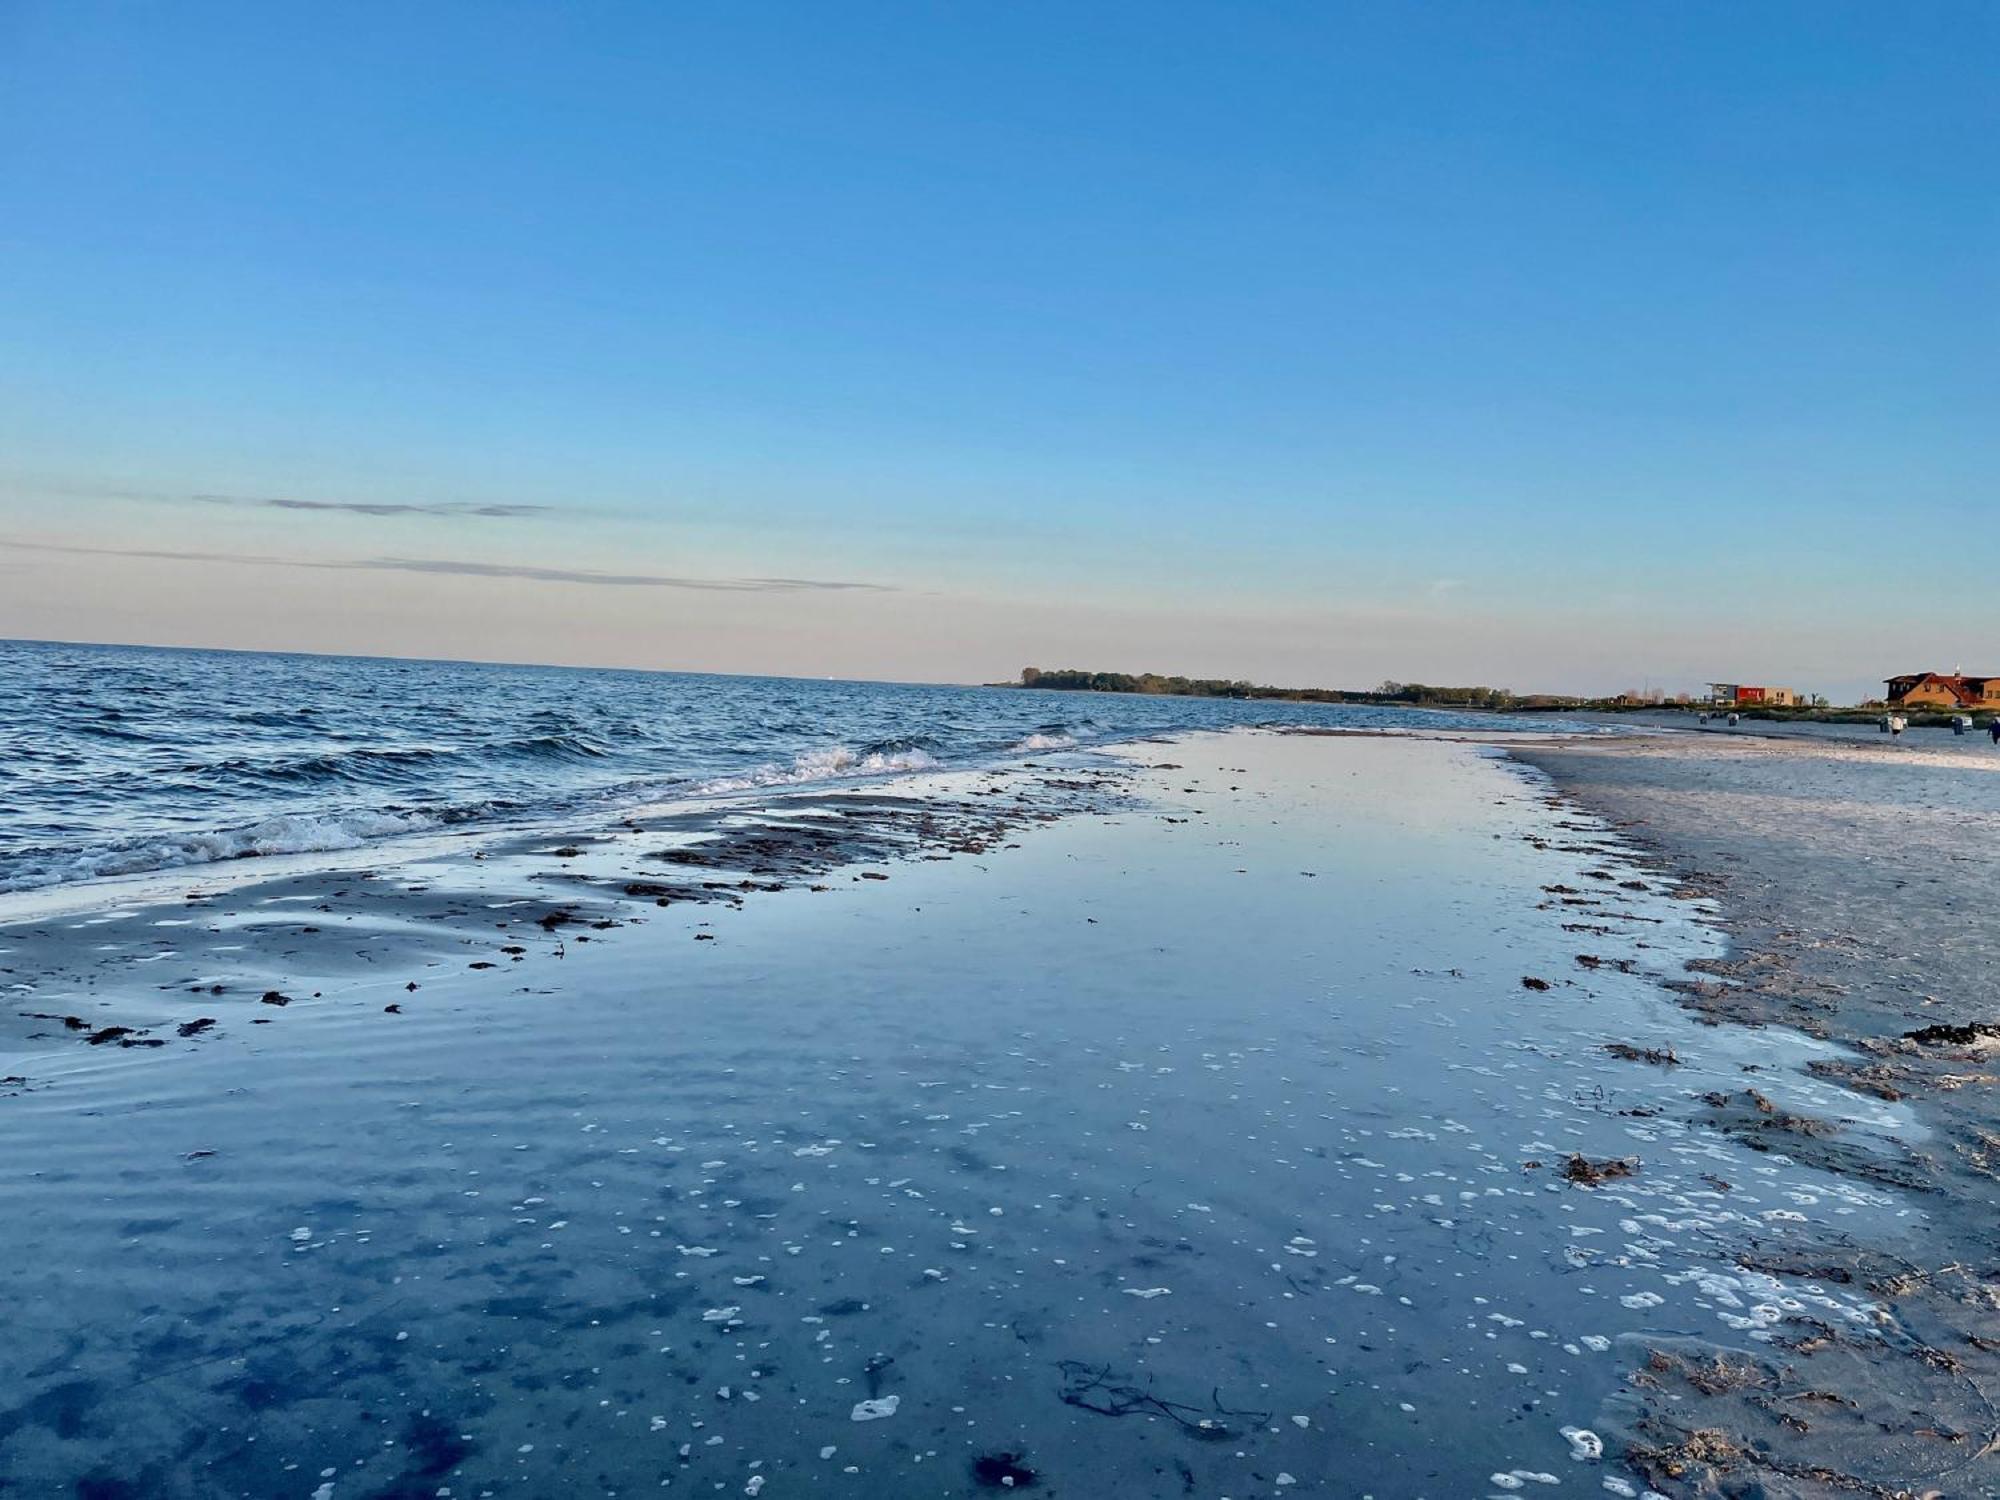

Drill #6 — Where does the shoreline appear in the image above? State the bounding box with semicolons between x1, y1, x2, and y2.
0;747;1121;925
1513;732;2000;1496
0;728;1986;1496
3;633;1645;908
0;752;1139;1058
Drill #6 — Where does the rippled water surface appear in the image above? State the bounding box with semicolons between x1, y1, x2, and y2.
0;640;1583;893
0;735;1913;1498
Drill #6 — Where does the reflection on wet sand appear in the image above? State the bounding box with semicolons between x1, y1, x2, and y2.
0;734;1931;1497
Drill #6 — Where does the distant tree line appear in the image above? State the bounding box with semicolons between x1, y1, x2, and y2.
1371;680;1526;709
1015;668;1544;710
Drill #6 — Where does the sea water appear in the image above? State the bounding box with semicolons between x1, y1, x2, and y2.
0;733;1913;1498
1;639;1586;894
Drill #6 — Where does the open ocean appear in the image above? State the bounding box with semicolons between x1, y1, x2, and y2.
0;639;1580;894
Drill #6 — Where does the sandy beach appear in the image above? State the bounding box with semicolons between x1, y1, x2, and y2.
1516;729;2000;1497
3;727;1986;1497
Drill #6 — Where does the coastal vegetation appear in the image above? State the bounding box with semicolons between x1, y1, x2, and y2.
1009;669;1993;726
1012;668;1535;710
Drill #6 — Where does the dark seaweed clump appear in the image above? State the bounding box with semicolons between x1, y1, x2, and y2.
1561;1153;1639;1185
1902;1021;1999;1047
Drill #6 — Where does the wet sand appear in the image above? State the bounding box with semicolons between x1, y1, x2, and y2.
1515;731;2000;1497
0;731;1974;1497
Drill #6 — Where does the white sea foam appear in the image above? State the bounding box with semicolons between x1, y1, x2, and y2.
690;745;938;796
5;744;953;895
0;809;445;894
1012;732;1077;751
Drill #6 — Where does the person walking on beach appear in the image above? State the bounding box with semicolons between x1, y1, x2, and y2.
1989;718;2000;746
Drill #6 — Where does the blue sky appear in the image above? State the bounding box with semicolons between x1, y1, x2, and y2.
1;2;1993;698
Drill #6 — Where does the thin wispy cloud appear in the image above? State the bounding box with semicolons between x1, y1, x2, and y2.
196;494;555;519
16;480;558;520
0;537;891;593
366;556;886;591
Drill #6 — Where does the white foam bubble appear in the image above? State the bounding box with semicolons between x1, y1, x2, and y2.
1561;1426;1604;1461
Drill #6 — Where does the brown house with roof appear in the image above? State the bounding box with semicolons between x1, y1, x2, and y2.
1884;672;2000;709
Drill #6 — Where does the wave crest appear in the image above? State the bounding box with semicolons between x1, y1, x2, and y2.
1;809;451;894
690;744;938;796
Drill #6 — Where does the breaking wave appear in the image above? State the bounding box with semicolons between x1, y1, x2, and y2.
2;744;957;892
1;808;458;895
688;744;939;796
